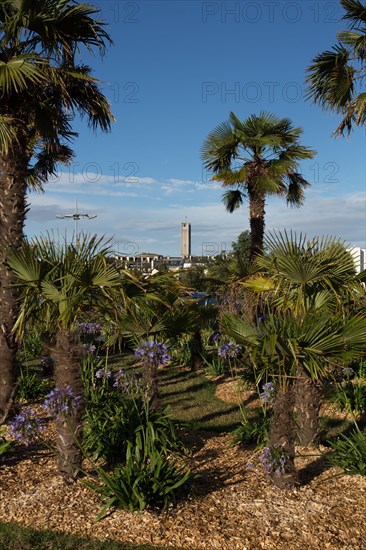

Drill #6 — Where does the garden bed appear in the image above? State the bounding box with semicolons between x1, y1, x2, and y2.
1;400;366;549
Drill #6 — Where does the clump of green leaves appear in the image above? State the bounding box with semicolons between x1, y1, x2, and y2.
203;355;228;377
16;368;49;402
231;411;269;448
0;428;12;457
81;354;192;515
82;356;145;465
17;330;43;364
170;335;192;367
84;405;192;517
328;424;366;476
331;363;366;417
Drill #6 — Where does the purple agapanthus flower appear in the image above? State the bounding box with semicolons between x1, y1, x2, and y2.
260;382;277;406
8;408;44;445
218;342;241;360
83;343;97;354
43;385;82;419
135;341;170;368
113;369;143;395
79;322;102;335
342;366;355;378
260;445;287;475
95;368;112;380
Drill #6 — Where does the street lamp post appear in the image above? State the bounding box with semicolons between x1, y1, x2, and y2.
56;203;97;243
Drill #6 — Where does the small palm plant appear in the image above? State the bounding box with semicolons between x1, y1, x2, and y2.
221;232;366;488
253;231;365;446
7;234;121;477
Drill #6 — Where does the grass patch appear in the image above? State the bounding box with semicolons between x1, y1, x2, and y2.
158;366;242;432
106;352;138;369
0;522;164;550
320;414;366;445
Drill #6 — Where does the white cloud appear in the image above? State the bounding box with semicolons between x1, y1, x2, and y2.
25;179;366;255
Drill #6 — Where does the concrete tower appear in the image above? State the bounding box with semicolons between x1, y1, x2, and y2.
181;221;191;258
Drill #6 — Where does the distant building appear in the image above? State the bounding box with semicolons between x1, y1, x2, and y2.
113;252;164;273
347;247;366;274
181;221;191;258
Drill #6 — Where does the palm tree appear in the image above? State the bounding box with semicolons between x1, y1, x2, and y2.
7;235;121;478
0;0;114;417
201;112;316;264
252;232;365;446
220;232;366;487
222;302;366;488
306;0;366;135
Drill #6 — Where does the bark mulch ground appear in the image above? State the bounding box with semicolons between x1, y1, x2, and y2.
1;422;366;549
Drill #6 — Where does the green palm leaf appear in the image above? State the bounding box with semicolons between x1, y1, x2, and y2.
306;0;366;134
0;54;46;94
0;115;18;154
5;242;41;284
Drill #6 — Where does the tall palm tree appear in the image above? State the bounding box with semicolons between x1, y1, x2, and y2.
7;235;121;478
306;0;366;135
201;112;316;264
0;0;114;417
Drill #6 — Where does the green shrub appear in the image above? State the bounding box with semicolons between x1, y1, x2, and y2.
0;428;12;457
202;354;228;376
16;368;49;402
231;412;269;448
17;331;43;363
170;335;193;367
331;364;366;416
84;406;192;516
83;392;142;465
82;356;183;466
328;424;366;475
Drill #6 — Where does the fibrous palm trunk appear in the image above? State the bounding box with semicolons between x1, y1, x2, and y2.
189;329;203;372
248;186;265;264
52;328;84;478
269;387;298;488
0;150;28;419
295;368;321;446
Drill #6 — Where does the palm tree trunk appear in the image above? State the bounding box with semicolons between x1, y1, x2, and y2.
248;186;265;263
268;387;298;488
189;329;203;371
295;367;321;446
0;151;28;419
52;328;84;478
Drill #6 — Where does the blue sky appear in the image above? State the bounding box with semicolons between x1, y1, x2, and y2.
26;0;366;256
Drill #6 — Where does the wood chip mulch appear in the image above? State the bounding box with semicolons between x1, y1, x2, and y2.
1;409;366;550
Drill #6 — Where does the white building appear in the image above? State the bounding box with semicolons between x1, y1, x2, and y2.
347;247;366;274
